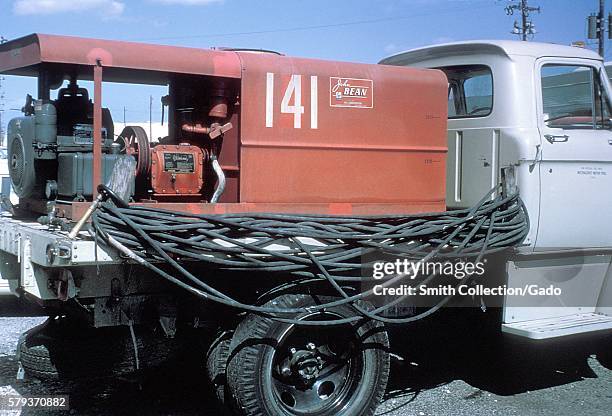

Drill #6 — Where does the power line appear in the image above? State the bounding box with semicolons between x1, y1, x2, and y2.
132;3;498;43
504;0;541;41
0;3;504;130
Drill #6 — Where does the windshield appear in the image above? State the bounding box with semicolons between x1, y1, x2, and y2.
541;64;612;129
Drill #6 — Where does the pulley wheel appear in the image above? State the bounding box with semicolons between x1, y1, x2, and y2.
118;126;151;179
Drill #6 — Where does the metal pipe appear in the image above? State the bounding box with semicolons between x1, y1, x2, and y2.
92;62;103;199
181;123;210;135
68;194;103;239
182;122;233;139
210;156;225;203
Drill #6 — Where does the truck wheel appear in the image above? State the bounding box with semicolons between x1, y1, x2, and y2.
18;317;180;380
17;317;86;380
226;294;390;416
19;338;60;379
206;330;232;403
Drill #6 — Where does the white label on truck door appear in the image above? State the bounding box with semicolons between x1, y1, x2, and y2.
576;166;608;177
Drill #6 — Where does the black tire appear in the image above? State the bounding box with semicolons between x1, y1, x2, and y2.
18;317;179;380
226;294;390;416
19;341;60;379
206;330;232;403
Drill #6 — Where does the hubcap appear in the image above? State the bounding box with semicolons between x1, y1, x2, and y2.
269;315;364;415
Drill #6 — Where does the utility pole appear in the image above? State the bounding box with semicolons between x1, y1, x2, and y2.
0;36;7;147
123;106;126;128
0;76;4;147
587;0;609;57
0;84;4;147
149;95;153;139
505;0;541;41
599;0;605;56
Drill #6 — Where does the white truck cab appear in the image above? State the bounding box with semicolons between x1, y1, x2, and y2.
381;41;612;339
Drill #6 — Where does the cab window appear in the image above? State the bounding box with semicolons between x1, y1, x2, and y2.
439;65;493;118
541;64;612;129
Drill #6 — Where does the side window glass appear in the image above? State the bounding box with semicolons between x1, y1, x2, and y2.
541;65;594;128
594;69;612;128
464;74;493;116
437;65;493;118
541;64;612;129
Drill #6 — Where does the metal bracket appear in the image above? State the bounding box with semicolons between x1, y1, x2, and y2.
20;238;40;298
529;145;541;173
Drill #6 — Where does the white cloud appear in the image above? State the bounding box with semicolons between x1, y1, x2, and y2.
153;0;223;5
13;0;125;16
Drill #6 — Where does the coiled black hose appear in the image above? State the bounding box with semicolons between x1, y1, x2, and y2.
90;186;529;325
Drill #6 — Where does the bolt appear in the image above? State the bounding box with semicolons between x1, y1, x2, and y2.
306;342;316;351
289;347;297;355
281;366;292;377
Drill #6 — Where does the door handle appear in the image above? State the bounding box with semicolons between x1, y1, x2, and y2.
544;134;569;144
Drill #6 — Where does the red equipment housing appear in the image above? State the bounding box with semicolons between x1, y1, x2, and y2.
0;34;449;218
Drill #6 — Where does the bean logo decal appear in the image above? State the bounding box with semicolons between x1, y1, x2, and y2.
330;77;374;108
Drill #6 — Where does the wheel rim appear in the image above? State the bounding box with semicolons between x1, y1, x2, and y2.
268;313;364;415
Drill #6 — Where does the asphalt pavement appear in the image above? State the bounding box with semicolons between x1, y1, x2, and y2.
0;310;610;416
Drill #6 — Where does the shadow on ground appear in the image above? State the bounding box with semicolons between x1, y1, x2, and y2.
0;351;222;415
0;297;46;317
382;308;612;414
0;308;610;415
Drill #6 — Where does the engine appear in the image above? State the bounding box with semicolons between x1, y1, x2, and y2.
8;81;124;202
6;78;230;213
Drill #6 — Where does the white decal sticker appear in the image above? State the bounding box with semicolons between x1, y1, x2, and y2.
330;77;373;108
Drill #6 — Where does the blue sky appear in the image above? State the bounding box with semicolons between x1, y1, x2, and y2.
0;0;608;132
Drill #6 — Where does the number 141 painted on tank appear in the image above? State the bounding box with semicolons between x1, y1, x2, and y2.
265;73;318;129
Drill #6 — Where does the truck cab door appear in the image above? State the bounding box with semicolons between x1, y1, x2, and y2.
535;58;612;248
